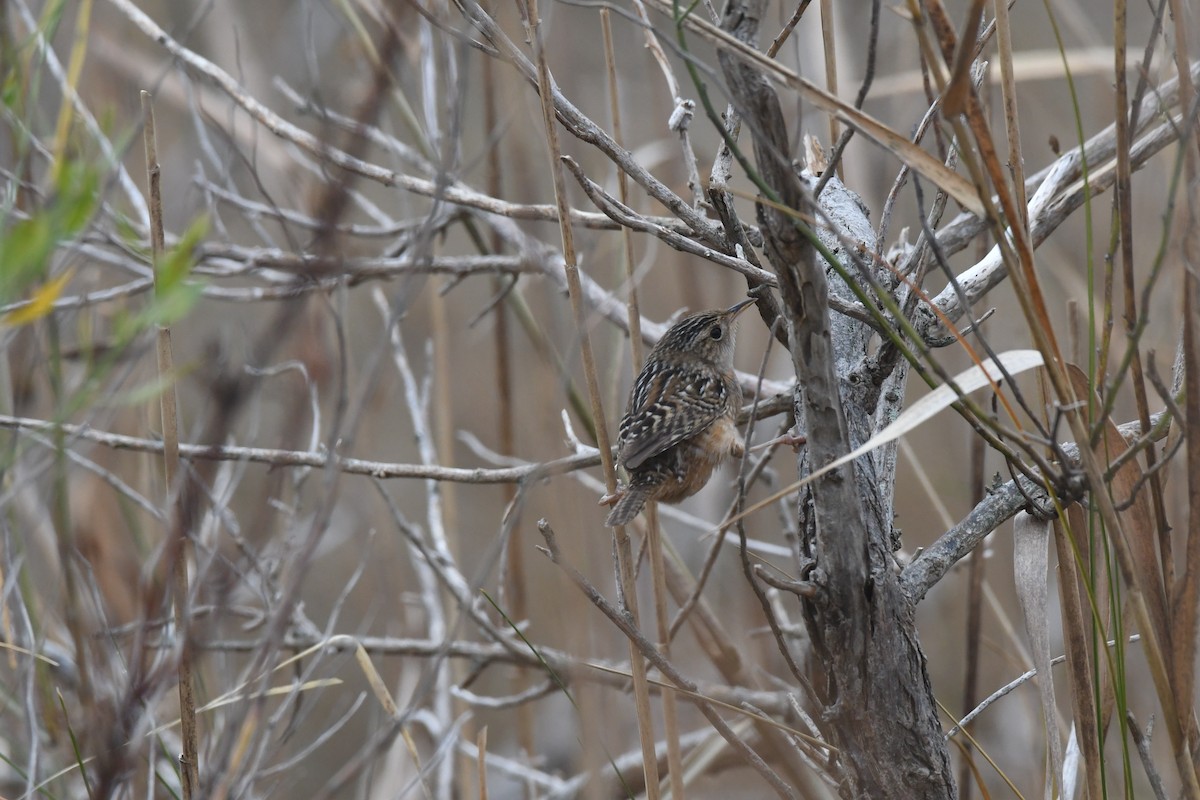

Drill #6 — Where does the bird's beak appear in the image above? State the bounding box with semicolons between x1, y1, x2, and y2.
727;298;756;318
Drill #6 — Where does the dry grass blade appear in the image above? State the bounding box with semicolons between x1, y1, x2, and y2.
991;0;1027;217
352;639;398;717
1012;512;1064;795
1053;504;1102;800
941;0;987;116
1171;137;1200;777
476;726;489;800
721;350;1044;528
819;0;840;168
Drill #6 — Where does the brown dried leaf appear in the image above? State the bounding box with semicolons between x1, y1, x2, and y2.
1066;365;1170;663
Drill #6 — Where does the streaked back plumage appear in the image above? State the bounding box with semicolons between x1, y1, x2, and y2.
605;300;753;526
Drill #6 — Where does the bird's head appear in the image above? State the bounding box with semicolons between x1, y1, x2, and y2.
652;298;756;366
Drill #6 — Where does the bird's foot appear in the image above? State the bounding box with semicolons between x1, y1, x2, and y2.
777;432;807;452
598;484;625;507
749;432;807;454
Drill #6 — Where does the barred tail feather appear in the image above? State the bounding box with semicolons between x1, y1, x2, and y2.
605;485;652;527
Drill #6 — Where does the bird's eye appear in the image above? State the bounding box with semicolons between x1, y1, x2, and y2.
709;325;723;340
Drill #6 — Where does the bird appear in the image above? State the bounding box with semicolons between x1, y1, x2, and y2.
602;298;756;527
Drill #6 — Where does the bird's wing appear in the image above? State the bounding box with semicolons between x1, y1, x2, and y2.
618;362;730;469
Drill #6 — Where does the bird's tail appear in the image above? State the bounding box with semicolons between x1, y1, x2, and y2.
605;485;653;527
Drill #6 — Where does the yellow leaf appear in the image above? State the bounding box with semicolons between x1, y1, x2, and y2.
3;268;74;327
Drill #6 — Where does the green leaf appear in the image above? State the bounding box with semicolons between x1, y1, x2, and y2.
0;162;101;306
0;215;55;302
156;215;208;294
114;213;147;256
2;70;19;109
143;281;203;330
111;281;204;345
52;162;99;235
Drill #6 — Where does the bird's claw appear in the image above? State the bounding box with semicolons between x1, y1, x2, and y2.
598;485;625;507
748;432;807;454
778;433;807;452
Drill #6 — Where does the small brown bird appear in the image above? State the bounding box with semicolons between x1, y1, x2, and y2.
603;299;755;527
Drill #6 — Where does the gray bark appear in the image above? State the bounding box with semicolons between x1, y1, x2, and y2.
717;1;956;796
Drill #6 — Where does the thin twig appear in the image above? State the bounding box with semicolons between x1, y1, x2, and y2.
142;90;200;799
1128;712;1170;800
